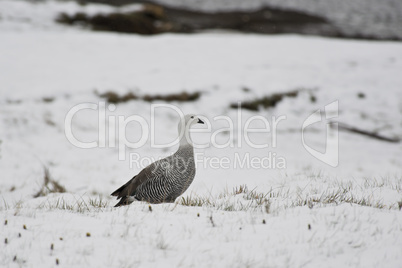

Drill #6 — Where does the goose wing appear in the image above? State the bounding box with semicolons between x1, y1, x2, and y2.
111;167;152;207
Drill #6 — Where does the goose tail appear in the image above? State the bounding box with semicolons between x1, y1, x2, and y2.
113;196;135;207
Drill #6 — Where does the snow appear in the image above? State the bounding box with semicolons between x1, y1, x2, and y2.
1;1;402;267
2;203;401;267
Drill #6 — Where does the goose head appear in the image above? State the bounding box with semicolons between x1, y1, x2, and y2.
184;114;204;126
178;114;204;145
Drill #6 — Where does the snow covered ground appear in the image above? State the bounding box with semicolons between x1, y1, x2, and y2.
1;1;402;267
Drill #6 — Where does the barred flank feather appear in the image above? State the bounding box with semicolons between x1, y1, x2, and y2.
135;145;195;204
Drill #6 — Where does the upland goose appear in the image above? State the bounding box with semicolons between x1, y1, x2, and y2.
111;114;204;206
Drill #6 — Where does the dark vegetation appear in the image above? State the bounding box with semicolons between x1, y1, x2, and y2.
357;92;366;99
57;1;402;40
42;97;55;103
334;122;401;143
230;90;299;111
97;90;201;103
75;0;402;41
57;5;169;35
56;2;339;37
161;4;330;35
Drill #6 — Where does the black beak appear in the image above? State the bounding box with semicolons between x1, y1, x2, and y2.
197;118;204;124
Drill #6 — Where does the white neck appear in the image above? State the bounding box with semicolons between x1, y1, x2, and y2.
178;122;193;147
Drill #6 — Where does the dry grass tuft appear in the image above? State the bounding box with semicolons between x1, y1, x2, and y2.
179;178;400;212
36;195;109;213
33;167;66;198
